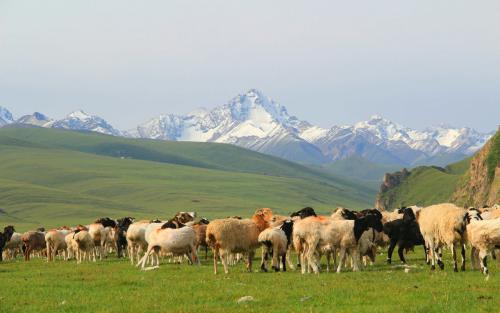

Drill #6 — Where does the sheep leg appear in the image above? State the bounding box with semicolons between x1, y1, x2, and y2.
387;240;396;264
397;245;406;264
300;248;307;274
247;251;255;272
326;251;331;272
478;249;489;276
260;248;268;272
437;249;444;270
212;246;219;274
286;249;295;270
351;248;361;272
428;241;436;270
470;246;478;270
282;253;287;272
221;251;229;274
272;247;280;272
460;244;466;271
337;248;346;273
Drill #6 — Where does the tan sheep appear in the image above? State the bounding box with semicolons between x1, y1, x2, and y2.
417;203;468;271
21;231;46;261
45;229;70;262
126;220;150;265
258;220;293;272
73;230;96;264
206;209;272;274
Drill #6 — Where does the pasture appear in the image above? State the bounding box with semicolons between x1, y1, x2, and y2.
0;248;498;313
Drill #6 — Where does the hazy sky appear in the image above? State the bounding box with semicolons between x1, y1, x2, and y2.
1;1;499;132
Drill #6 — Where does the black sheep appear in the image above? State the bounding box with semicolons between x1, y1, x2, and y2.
114;217;134;258
383;208;426;264
0;225;15;262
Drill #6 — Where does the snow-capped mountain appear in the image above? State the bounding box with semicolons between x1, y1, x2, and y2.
131;89;327;163
16;112;52;127
131;89;492;165
0;89;493;166
50;110;122;136
0;106;14;126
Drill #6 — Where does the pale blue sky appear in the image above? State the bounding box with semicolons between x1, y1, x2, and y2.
0;0;499;131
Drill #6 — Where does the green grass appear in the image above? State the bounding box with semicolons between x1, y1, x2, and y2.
0;248;498;313
0;127;377;231
377;158;471;209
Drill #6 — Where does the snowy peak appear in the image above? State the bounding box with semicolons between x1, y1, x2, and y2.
51;110;121;136
0;106;14;126
17;112;52;127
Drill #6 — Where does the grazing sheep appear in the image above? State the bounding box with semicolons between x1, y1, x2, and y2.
0;226;15;261
206;209;272;274
466;208;500;276
383;208;426;264
73;230;96;263
417;203;468;272
126;220;151;265
21;231;46;261
259;219;294;272
137;226;199;270
3;232;23;260
192;222;209;260
293;214;383;274
114;217;134;258
45;229;71;262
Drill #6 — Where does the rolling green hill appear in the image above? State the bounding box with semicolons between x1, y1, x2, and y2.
375;157;471;210
0;127;376;230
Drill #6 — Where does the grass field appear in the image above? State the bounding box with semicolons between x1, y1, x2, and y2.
0;127;376;231
0;248;498;313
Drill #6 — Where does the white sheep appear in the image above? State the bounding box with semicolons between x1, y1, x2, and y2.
206;208;272;274
137;226;198;270
258;220;294;272
417;203;468;271
466;208;500;275
293;214;383;274
126;220;150;265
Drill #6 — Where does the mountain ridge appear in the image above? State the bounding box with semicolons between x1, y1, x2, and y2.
1;90;493;165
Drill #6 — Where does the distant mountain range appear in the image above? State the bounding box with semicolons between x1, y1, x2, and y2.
0;89;493;166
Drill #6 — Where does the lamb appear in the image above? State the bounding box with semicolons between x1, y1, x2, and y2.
465;208;500;276
206;208;272;274
192;221;209;260
45;228;71;262
0;225;15;261
258;219;294;272
293;214;383;274
21;230;46;261
417;203;468;271
137;226;199;270
383;207;426;264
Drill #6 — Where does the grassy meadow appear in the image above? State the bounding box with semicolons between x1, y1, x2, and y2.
0;127;376;231
0;247;498;313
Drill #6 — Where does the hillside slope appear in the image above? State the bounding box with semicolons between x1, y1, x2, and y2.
0;127;375;230
451;130;499;207
375;130;499;210
375;158;471;210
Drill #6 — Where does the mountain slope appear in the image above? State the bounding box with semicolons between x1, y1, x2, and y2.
0;127;376;230
451;130;500;207
375;130;499;210
0;106;14;126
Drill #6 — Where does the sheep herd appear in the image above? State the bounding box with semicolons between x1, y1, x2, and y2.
1;203;499;278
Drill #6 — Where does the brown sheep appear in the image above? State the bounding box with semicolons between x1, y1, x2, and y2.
21;231;46;261
206;208;272;274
